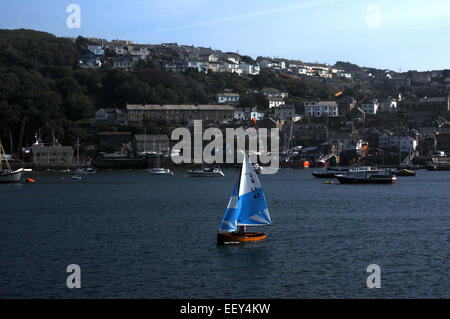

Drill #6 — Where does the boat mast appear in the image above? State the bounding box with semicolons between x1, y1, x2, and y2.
1;141;12;172
10;132;13;155
144;127;147;154
76;137;80;168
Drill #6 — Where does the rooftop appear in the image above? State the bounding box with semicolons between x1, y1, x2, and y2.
127;104;234;111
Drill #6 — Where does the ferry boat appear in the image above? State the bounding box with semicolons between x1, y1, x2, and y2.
312;166;371;178
336;168;396;184
187;167;224;177
217;152;272;244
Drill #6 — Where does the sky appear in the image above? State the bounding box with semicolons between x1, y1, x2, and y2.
0;0;449;71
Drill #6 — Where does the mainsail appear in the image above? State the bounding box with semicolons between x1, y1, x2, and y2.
218;153;271;233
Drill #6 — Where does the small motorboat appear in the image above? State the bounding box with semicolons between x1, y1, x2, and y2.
149;167;173;175
187;167;224;177
71;175;82;180
75;167;96;174
393;168;416;176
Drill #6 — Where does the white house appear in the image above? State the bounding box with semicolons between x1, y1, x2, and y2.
378;99;398;112
361;99;379;115
224;62;242;75
239;63;260;75
268;97;285;109
251;107;265;121
304;101;338;117
217;93;240;105
378;134;417;151
261;88;288;99
234;107;252;121
336;70;352;79
258;59;274;68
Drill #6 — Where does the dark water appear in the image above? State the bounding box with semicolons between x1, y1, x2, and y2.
0;168;449;298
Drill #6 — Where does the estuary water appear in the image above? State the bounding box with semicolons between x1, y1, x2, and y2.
0;168;449;298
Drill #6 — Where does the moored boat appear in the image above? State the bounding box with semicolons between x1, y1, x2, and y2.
149;167;173;175
187;167;224;177
0;142;24;183
336;168;396;184
217;152;272;245
0;168;24;183
426;161;450;171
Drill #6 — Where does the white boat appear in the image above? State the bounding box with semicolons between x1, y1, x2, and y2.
149;167;173;175
74;167;96;174
71;175;82;180
187;167;224;177
0;142;23;183
0;168;24;183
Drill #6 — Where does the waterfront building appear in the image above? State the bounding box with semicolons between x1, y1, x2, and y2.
31;145;74;168
132;134;170;154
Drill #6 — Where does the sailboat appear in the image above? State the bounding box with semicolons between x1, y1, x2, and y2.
71;138;82;180
0;141;24;183
217;152;272;244
149;156;173;175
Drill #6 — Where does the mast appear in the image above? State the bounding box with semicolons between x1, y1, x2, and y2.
10;132;13;154
76;137;80;168
0;141;12;172
144;127;147;153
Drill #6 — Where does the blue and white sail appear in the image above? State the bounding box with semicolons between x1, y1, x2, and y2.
218;153;271;233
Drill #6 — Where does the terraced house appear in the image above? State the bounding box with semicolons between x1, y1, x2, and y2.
126;104;234;124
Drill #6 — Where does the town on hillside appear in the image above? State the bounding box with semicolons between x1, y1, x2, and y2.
1;31;449;169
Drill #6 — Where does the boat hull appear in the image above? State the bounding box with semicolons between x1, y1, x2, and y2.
217;232;267;244
0;168;23;183
336;175;396;184
312;172;336;178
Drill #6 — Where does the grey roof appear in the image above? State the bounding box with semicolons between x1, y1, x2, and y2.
134;134;169;142
127;104;234;111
